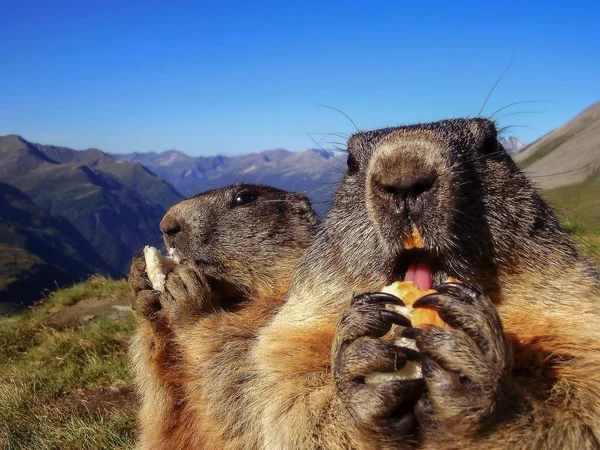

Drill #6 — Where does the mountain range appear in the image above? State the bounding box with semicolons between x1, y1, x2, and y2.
0;181;116;312
1;101;597;309
499;136;525;155
0;135;185;306
113;147;345;215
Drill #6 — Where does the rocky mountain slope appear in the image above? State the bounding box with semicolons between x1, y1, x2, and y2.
515;101;600;190
0;182;116;310
0;135;184;277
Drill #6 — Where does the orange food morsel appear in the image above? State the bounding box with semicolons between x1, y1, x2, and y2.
402;227;424;250
381;280;454;329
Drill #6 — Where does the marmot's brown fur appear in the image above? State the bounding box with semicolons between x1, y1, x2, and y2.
248;119;600;449
128;184;319;449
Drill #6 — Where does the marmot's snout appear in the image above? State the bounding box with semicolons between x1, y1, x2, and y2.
160;198;203;254
366;135;450;255
160;210;182;237
370;167;437;224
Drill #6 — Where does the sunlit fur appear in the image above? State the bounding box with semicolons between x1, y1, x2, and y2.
129;184;319;449
250;118;600;449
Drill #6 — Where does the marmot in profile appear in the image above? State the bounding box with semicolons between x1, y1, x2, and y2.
128;184;319;449
249;119;600;449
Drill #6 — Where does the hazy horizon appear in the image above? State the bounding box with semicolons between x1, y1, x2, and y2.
1;1;598;156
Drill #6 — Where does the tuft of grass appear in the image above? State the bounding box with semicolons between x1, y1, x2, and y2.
0;276;137;449
42;274;131;313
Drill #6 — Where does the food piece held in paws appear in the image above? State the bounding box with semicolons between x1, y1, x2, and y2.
143;245;179;291
382;280;457;329
366;279;459;384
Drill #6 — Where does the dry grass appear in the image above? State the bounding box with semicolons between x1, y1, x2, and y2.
0;276;137;449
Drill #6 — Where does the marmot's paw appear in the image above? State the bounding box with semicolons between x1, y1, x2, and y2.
406;283;512;432
333;293;425;442
128;254;152;296
162;263;213;326
128;254;171;332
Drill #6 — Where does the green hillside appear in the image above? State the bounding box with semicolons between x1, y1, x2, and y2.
543;173;600;266
0;182;117;309
0;276;137;449
0;135;183;275
544;172;600;233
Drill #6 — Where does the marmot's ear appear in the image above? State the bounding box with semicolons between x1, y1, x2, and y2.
468;118;507;160
289;193;320;228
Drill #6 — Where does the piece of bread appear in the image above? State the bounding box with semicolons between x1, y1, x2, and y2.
143;246;179;291
365;280;457;384
381;281;451;329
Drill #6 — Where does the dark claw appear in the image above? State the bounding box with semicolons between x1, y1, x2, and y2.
351;292;406;307
381;310;411;327
401;327;425;340
412;294;442;309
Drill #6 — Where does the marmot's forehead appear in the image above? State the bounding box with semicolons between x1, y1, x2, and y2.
348;118;497;152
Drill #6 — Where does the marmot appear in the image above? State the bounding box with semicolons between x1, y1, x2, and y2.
128;184;319;449
249;118;600;449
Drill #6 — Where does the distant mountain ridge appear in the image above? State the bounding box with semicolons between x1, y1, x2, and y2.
114;147;345;215
499;136;525;155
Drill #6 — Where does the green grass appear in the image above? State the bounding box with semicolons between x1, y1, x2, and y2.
0;276;137;450
543;172;600;266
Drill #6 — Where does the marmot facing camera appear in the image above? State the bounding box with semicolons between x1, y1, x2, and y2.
250;119;600;449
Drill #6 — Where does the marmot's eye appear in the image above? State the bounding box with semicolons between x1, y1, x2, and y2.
346;153;359;174
232;191;257;207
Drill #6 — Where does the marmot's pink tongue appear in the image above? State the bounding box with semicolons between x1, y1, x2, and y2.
404;260;433;290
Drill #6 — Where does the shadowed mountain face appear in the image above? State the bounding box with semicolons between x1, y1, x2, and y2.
0;135;184;276
114;148;346;216
0;182;117;308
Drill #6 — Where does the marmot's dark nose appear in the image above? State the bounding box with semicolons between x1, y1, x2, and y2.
160;213;181;236
373;171;437;221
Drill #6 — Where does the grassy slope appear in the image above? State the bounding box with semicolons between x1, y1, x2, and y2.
0;277;137;449
518;133;571;168
542;172;600;266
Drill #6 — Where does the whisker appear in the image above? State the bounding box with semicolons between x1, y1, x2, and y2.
488;100;546;119
495;111;544;121
527;164;593;179
478;57;513;116
306;132;349;166
317;104;360;132
309;132;351;139
498;124;531;133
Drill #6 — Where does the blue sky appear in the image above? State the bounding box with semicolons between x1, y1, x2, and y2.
1;1;598;155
